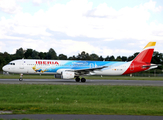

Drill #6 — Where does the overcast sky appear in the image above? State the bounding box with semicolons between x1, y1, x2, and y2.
0;0;163;57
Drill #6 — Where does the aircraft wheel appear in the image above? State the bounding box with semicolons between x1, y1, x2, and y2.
19;78;23;81
81;78;86;82
75;77;80;82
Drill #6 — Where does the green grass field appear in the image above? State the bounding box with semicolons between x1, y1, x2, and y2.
0;74;163;80
0;84;163;115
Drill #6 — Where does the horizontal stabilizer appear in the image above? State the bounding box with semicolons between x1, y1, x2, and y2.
142;64;159;71
142;64;158;68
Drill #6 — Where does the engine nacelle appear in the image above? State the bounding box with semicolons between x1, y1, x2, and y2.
62;71;75;79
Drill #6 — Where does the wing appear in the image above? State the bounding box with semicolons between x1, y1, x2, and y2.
66;66;108;75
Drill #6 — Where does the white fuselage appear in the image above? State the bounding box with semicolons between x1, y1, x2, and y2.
2;59;131;76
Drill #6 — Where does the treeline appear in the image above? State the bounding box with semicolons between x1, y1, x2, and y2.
0;48;163;70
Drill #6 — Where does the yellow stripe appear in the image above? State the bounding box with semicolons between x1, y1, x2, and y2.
143;42;156;49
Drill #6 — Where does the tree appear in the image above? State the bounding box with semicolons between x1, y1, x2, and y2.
127;52;139;61
109;55;115;61
76;51;91;60
116;56;122;61
3;52;11;64
32;50;40;59
133;52;139;58
68;55;76;60
105;56;110;61
15;48;24;59
39;52;46;59
90;53;99;61
46;48;57;59
58;54;67;60
99;56;104;61
152;52;163;69
24;49;33;59
122;56;127;62
0;56;5;71
127;55;134;61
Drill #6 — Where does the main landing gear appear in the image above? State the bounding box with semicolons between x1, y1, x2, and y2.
75;76;86;82
19;73;23;81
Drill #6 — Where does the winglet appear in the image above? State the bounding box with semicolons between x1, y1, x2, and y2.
143;42;156;49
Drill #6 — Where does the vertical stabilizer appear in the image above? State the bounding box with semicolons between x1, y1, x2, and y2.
123;42;156;75
133;42;156;64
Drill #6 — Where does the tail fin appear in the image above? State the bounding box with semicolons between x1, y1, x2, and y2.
133;42;156;64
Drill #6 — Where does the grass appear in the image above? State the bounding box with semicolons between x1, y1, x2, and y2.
0;74;163;80
0;84;163;115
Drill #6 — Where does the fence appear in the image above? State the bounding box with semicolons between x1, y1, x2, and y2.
124;69;163;77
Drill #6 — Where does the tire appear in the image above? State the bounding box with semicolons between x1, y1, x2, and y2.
19;78;23;81
81;78;86;82
75;77;80;82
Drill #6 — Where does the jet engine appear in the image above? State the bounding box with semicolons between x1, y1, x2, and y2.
61;71;75;79
56;69;75;79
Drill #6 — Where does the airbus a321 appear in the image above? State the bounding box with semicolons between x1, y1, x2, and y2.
2;42;158;82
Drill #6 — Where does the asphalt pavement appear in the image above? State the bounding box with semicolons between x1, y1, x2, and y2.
0;79;163;86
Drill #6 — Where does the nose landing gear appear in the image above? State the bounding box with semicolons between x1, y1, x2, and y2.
19;73;23;81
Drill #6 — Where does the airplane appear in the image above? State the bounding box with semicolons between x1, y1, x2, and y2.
2;42;158;82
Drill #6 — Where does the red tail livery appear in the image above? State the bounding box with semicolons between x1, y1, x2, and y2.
123;42;157;75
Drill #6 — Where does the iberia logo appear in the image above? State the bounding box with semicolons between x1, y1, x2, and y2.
32;61;59;73
36;61;59;65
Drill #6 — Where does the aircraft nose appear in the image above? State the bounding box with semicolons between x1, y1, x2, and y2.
2;65;7;72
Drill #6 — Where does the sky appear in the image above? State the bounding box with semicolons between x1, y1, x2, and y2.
0;0;163;58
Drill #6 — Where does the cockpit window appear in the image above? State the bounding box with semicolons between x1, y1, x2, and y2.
8;63;15;65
